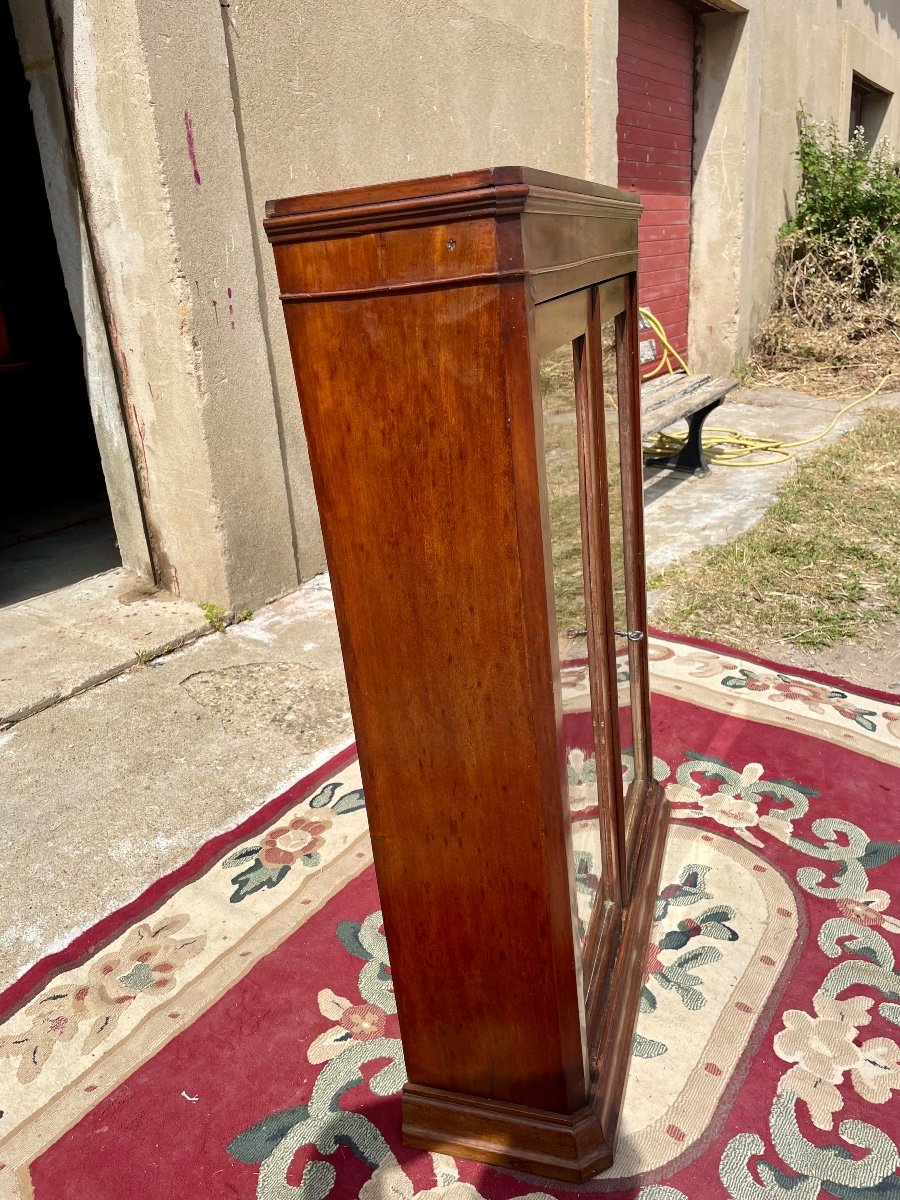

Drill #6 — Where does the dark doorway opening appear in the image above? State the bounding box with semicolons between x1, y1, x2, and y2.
0;0;120;606
849;71;893;148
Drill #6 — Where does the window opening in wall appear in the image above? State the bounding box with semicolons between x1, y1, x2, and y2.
0;0;120;606
849;71;893;148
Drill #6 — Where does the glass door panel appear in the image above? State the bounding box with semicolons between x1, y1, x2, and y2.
600;329;634;814
607;280;655;887
539;341;604;946
535;277;654;966
580;276;654;917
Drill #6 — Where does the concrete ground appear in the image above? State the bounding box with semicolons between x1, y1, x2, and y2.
0;577;351;990
0;565;211;724
3;384;899;991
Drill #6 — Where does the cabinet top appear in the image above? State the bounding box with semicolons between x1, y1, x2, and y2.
264;165;641;245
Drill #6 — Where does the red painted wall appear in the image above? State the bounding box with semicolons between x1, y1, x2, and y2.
617;0;694;364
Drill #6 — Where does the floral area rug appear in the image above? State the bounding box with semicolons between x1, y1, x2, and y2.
2;633;900;1199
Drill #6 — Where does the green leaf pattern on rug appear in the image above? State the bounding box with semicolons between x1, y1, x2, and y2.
226;746;900;1199
716;877;900;1196
668;753;900;912
720;1089;900;1200
719;668;879;732
635;864;740;1055
221;779;365;903
632;1032;668;1059
668;752;815;849
793;823;900;901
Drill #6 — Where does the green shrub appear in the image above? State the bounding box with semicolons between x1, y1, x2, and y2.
780;106;900;305
749;107;900;393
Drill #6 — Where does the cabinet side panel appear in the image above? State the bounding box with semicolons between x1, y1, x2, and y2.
280;282;582;1112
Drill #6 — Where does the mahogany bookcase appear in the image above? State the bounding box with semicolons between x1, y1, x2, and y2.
265;166;668;1183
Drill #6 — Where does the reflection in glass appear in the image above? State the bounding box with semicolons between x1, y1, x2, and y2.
539;344;602;943
602;332;634;810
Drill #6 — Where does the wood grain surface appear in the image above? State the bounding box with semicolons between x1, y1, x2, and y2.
265;167;667;1181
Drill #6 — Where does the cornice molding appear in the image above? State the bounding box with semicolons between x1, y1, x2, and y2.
264;167;641;245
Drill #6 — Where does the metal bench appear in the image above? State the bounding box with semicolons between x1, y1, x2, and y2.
641;372;739;475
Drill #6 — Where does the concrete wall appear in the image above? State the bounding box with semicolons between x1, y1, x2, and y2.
222;0;605;588
9;0;300;609
690;0;900;374
747;0;900;340
9;0;900;598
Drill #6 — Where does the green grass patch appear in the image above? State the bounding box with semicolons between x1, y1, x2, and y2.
652;408;900;650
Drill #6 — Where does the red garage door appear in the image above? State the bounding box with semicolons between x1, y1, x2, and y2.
617;0;694;366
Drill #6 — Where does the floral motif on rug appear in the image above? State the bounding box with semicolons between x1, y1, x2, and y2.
215;742;900;1199
1;634;900;1200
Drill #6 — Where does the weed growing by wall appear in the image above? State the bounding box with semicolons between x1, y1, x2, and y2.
749;107;900;394
779;107;900;318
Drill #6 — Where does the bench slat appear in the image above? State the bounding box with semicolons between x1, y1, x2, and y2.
641;373;714;417
640;372;687;398
642;376;738;436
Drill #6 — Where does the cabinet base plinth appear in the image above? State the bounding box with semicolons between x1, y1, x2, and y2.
402;1083;613;1184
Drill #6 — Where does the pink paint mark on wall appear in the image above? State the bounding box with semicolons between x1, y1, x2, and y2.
227;287;235;330
183;111;201;186
129;401;150;498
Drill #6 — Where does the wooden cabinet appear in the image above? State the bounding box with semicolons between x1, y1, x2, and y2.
264;166;668;1183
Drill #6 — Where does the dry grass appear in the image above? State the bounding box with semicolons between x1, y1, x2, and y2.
746;232;900;397
651;408;900;650
747;303;900;397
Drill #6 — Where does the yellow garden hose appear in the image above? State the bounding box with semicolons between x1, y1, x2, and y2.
638;306;896;468
641;307;690;379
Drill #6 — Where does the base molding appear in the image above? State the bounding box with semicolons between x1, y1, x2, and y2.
402;1082;613;1183
402;782;670;1183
